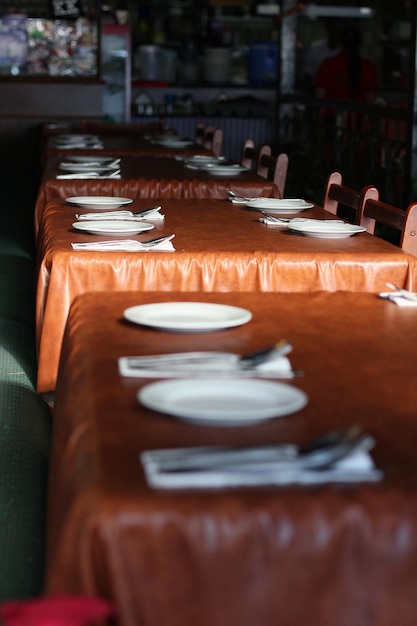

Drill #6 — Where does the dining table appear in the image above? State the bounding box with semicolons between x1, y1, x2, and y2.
35;196;417;395
41;133;214;165
46;288;417;626
36;155;278;229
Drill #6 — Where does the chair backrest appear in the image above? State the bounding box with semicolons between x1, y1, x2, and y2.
203;127;223;157
323;171;379;224
241;139;256;170
360;198;417;256
195;122;206;145
257;149;289;198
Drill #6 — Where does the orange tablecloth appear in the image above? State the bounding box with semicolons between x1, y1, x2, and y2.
35;198;417;394
36;156;278;230
47;290;417;626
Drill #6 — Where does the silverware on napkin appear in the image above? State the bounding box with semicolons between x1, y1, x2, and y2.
71;234;175;251
140;425;383;489
118;340;302;379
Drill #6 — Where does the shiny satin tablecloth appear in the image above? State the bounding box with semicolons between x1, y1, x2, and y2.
46;290;417;626
36;156;278;230
35;198;417;394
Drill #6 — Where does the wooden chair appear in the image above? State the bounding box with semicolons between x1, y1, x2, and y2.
257;149;289;198
323;171;379;224
194;122;206;145
240;139;256;170
360;198;417;256
203;127;223;157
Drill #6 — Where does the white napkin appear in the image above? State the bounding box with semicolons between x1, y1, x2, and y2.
119;350;295;379
71;238;175;252
140;446;382;490
75;208;164;221
378;291;417;307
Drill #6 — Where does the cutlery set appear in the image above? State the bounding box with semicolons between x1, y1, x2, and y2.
140;425;382;489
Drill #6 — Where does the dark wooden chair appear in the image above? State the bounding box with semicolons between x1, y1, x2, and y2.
323;171;379;224
360;198;417;256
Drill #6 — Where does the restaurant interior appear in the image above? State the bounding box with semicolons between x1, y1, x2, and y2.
0;1;417;625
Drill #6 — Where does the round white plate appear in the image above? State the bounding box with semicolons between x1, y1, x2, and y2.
158;139;193;148
60;163;116;172
138;379;308;426
288;222;366;238
123;301;252;332
72;220;154;236
206;165;247;177
64;156;116;164
66;196;133;209
186;156;227;165
246;198;314;213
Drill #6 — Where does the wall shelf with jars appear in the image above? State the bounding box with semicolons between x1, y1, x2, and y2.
0;0;100;78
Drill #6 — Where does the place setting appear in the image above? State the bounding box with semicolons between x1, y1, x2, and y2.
71;234;176;251
140;424;382;489
54;134;104;149
57;157;121;179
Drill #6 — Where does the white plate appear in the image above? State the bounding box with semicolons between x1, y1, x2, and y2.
206;165;247;177
288;222;366;238
72;220;154;236
158;139;194;148
66;196;133;209
138;379;308;425
123;302;252;332
64;156;115;164
246;198;314;213
60;163;115;172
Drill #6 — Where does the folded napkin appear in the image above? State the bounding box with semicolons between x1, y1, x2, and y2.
119;349;295;379
71;238;175;252
0;596;114;626
75;208;164;221
378;290;417;307
140;438;382;490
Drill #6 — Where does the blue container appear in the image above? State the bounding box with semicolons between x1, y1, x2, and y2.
247;41;279;85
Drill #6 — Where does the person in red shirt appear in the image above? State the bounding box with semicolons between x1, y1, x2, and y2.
315;24;377;103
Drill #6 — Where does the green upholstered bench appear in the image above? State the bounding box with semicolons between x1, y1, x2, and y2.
0;166;51;600
0;318;51;600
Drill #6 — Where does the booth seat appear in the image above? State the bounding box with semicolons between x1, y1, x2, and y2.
0;167;51;600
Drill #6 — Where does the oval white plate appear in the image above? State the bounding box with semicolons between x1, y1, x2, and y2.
72;220;154;236
123;302;252;332
138;378;308;425
66;196;133;209
247;198;314;213
288;222;366;238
